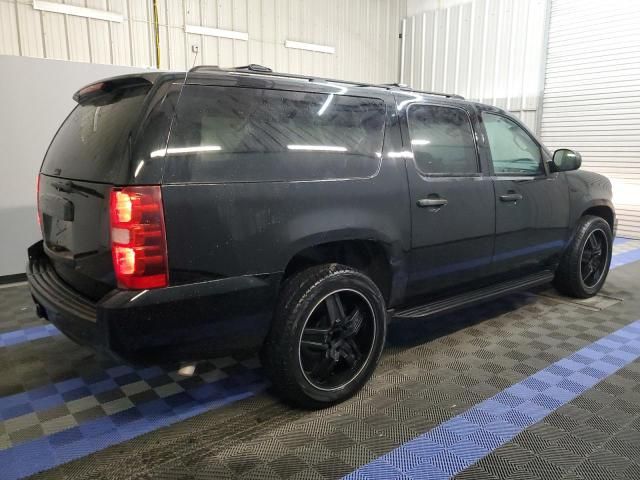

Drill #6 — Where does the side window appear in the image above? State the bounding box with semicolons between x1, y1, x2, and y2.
407;104;478;175
482;113;543;175
163;85;386;183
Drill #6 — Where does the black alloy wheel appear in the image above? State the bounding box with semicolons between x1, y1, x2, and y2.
262;264;386;408
580;228;608;288
554;215;613;299
298;289;376;391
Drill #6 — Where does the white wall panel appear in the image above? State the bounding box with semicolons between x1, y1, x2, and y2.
41;11;67;59
66;0;92;63
0;55;150;277
400;0;548;132
0;0;405;83
16;1;45;57
541;0;640;238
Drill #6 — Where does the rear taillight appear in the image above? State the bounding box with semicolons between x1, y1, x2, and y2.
36;174;41;229
109;186;168;289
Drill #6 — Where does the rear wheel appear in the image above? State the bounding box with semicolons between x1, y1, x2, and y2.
554;215;612;298
262;264;386;408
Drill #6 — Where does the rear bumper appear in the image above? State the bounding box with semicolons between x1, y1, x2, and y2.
27;243;102;348
27;241;280;358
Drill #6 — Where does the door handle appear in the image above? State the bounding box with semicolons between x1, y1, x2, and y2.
499;193;523;202
417;198;448;208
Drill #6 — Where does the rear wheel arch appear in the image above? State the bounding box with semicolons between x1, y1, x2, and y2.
281;239;398;304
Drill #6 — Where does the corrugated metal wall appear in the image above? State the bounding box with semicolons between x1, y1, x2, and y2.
399;0;548;132
541;0;640;239
0;0;405;83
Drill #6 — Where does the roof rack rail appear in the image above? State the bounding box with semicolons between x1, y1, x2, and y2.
232;68;366;86
233;64;273;72
384;82;410;88
381;83;465;99
186;65;465;99
190;64;274;74
189;65;221;73
187;64;383;87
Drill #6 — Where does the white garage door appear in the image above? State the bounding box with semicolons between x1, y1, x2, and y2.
541;0;640;239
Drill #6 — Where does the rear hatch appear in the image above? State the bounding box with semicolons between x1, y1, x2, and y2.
38;77;156;300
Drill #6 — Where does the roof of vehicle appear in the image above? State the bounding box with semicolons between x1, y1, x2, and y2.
75;65;514;118
75;64;467;104
184;64;466;100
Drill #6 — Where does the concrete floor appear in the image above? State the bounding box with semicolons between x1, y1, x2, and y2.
1;239;640;479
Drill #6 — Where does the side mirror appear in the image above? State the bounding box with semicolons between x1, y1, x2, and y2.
552;148;582;172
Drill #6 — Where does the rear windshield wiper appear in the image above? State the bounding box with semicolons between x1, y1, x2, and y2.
51;180;104;199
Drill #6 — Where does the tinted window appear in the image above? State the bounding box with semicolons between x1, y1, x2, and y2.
42;85;150;182
163;86;386;183
407;104;478;174
483;113;542;175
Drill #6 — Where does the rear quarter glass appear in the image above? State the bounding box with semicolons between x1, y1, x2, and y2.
162;85;387;183
41;84;151;183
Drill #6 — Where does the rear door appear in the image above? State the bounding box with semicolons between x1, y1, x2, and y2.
400;101;496;299
38;78;166;300
479;111;570;276
159;84;400;284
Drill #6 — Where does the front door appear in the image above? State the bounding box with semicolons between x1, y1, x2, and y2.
479;111;570;277
401;102;496;299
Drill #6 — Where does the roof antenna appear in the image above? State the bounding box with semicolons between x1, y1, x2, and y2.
154;44;200;159
178;44;199;95
190;44;200;69
175;45;198;103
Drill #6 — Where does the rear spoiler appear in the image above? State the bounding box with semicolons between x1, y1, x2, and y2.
73;74;157;104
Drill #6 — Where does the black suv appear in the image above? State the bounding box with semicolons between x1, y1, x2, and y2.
28;65;615;407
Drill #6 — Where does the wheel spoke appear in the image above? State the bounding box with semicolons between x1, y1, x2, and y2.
301;341;328;352
302;327;330;342
346;338;362;366
341;308;364;337
583;263;594;282
588;234;598;250
311;354;338;379
340;341;358;368
325;294;346;325
301;327;330;351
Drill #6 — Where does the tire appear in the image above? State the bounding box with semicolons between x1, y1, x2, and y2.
554;215;613;298
262;264;387;409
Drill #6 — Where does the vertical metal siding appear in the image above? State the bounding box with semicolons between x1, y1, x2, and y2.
541;0;640;239
400;0;548;132
0;0;405;83
0;1;20;55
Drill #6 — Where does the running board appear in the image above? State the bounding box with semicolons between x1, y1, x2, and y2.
394;270;554;319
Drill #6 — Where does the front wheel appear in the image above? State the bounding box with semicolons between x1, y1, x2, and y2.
554;215;613;298
262;264;387;408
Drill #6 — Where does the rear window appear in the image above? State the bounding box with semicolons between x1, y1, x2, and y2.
407;104;478;175
42;84;150;182
162;85;386;183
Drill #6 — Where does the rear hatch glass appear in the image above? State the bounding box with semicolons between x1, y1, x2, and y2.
42;83;150;183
